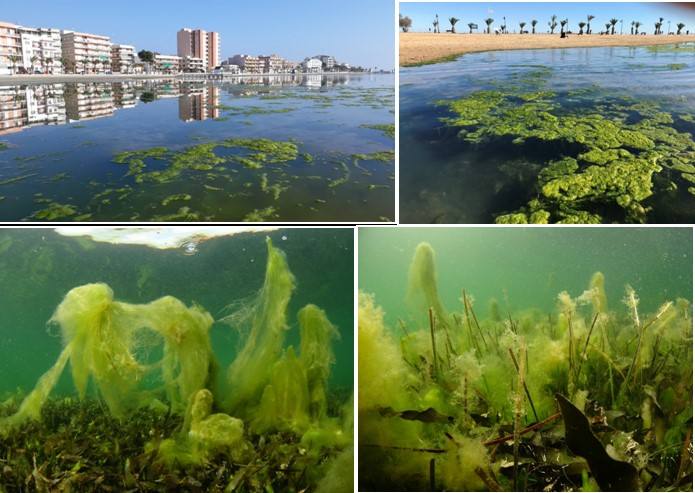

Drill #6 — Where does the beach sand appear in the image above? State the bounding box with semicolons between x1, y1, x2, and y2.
400;33;695;66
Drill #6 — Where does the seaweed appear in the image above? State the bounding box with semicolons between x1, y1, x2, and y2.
0;238;352;492
437;73;695;224
361;123;396;139
358;242;693;491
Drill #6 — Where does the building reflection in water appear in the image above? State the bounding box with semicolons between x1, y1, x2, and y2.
0;74;354;134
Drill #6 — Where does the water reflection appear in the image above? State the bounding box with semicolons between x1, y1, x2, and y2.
0;74;352;134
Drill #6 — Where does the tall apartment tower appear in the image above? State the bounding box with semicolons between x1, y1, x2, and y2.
177;28;220;71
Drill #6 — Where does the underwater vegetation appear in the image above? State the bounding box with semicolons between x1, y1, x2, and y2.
435;65;695;224
358;242;692;491
0;239;352;492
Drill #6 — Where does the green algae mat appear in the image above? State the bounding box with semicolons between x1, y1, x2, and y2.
399;44;695;223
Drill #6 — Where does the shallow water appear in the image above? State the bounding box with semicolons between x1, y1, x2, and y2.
400;44;695;223
0;227;354;397
0;74;394;222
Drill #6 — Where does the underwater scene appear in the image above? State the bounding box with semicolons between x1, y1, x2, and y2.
0;227;354;491
400;43;695;224
0;75;394;222
358;227;693;491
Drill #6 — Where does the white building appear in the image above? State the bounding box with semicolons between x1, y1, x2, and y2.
110;44;136;73
219;60;240;74
302;58;322;73
19;26;63;74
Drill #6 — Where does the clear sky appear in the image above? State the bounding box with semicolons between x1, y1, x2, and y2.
2;0;394;69
400;2;695;34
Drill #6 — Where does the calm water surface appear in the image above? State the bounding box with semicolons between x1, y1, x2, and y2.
400;44;695;223
0;74;394;222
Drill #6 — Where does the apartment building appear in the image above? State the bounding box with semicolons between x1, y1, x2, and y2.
19;26;62;74
110;44;136;73
0;22;62;74
302;58;322;73
316;55;335;71
228;54;263;74
259;54;284;74
182;56;204;73
154;54;182;74
61;31;112;74
177;28;220;71
0;22;21;75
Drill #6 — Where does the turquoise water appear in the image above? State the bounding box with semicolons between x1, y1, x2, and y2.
400;44;695;223
360;227;693;325
0;75;394;222
0;228;354;398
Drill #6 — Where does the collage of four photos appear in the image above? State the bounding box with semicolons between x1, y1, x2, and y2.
0;1;693;492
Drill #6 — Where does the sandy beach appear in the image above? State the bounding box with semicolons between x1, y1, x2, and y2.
400;33;695;66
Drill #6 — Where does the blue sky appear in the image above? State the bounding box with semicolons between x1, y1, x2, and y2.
2;0;394;69
400;2;695;33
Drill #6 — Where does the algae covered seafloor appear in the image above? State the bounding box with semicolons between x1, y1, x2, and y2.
0;227;354;491
0;75;394;222
400;43;695;223
358;227;693;491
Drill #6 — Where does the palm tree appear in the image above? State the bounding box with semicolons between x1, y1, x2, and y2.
654;17;664;35
610;18;619;35
634;21;642;35
485;17;494;34
45;57;53;74
586;15;595;34
531;19;538;34
449;17;460;33
605;22;611;34
519;22;526;34
435;14;440;33
468;22;476;34
677;22;686;35
578;21;586;35
549;15;558;34
30;55;39;73
630;21;635;35
560;18;568;35
8;55;21;74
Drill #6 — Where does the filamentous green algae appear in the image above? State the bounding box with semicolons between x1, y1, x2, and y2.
359;241;693;491
436;66;695;224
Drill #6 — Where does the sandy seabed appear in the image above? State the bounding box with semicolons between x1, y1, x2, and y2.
400;32;695;66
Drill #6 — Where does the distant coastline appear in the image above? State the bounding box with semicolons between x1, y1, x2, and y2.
0;71;387;85
400;33;695;66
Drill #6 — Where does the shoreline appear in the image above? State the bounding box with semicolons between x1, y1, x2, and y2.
0;71;382;85
400;33;695;67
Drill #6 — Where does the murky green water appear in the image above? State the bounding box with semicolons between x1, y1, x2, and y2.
0;75;394;222
360;227;692;321
0;227;353;396
400;44;695;224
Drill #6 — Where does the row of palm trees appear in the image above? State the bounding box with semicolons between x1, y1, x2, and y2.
429;14;689;36
6;54;111;75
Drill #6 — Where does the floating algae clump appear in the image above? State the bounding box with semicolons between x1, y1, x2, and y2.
0;283;214;430
112;138;299;183
221;237;295;414
437;68;695;223
358;242;693;491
